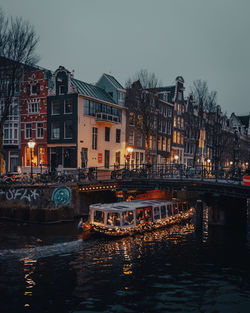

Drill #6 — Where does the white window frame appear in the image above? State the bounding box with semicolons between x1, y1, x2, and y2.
64;120;73;139
28;101;40;114
36;122;44;139
51;100;60;115
25;123;32;139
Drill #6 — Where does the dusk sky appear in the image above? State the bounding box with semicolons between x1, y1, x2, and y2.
1;0;250;115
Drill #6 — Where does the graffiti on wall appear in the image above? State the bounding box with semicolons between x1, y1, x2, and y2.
0;188;40;203
52;187;71;206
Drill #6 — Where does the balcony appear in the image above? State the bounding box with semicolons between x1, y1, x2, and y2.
95;112;120;123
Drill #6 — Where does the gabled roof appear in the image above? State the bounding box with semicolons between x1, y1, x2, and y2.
102;73;125;90
154;86;176;103
71;77;116;104
238;115;250;128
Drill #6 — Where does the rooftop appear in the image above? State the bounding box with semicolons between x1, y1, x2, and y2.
72;77;116;104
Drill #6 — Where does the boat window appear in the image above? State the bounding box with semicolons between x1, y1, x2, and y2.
160;205;166;218
154;207;160;220
107;212;120;226
167;204;172;216
94;210;105;224
136;208;144;225
173;204;179;215
122;211;134;226
145;207;152;222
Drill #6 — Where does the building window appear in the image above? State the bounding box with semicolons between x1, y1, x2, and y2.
181;118;184;129
59;85;65;95
158;136;162;150
36;123;44;138
178;91;183;101
137;115;143;128
174;117;176;127
115;151;120;165
64;98;73;114
116;129;121;143
162;137;166;151
51;100;60;115
167;138;171;152
149;135;152;149
177;117;180;128
28;102;40;114
92;127;98;150
129;112;135;126
64;120;73;139
177;131;180;144
51;121;60;139
128;131;134;145
3;122;18;144
173;130;177;143
25;123;32;139
39;147;46;166
31;84;37;95
137;133;142;147
105;127;110;141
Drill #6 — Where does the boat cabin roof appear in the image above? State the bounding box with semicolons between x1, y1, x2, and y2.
89;199;174;212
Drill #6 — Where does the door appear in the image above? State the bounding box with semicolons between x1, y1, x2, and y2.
104;150;110;169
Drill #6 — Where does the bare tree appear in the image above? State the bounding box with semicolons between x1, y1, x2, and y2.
126;80;158;164
189;80;218;167
0;8;39;173
125;69;162;89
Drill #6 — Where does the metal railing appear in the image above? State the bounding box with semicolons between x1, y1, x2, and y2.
0;164;249;186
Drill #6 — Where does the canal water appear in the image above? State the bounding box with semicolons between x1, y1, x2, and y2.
0;210;250;313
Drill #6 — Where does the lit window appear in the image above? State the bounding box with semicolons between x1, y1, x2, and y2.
51;121;60;139
129;113;135;126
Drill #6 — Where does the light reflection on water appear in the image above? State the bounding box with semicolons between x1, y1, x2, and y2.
0;218;250;313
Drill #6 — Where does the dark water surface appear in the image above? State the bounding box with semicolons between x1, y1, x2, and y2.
0;217;250;313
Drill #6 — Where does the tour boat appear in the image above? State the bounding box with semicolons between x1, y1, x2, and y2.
87;199;193;237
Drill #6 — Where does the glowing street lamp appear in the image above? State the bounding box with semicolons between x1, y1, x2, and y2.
28;139;36;178
174;155;179;163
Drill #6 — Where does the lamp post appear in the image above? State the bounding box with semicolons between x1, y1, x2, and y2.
28;139;36;179
207;158;211;174
174;155;179;164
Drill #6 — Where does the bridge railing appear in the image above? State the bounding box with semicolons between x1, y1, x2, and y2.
1;163;249;186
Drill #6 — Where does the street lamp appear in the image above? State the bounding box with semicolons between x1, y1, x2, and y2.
207;158;211;173
28;139;36;179
174;155;179;163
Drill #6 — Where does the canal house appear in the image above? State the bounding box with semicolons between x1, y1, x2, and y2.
21;69;53;173
47;66;126;171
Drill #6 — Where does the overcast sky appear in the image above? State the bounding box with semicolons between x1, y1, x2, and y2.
1;0;250;115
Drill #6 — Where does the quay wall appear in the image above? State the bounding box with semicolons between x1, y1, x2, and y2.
0;184;117;223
